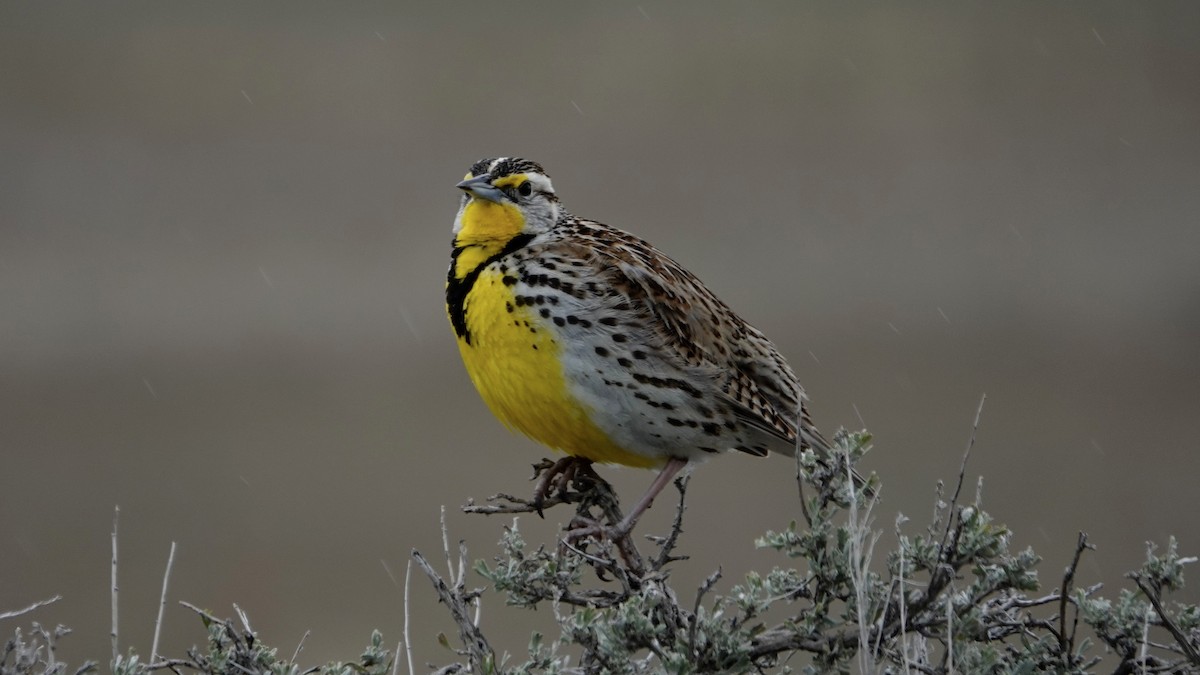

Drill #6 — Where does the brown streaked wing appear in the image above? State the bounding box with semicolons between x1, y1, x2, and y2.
562;217;812;453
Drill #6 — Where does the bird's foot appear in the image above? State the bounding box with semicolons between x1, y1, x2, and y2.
530;456;593;517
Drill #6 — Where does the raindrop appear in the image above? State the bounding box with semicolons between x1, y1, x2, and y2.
399;306;421;341
852;403;866;427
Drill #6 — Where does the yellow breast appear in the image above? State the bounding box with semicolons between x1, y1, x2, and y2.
453;268;657;468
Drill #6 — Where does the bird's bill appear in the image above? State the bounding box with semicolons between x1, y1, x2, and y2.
456;174;507;203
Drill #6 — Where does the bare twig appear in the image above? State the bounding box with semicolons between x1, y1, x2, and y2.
649;475;690;571
955;393;987;504
178;600;224;625
1057;532;1091;669
1131;573;1200;667
291;630;310;664
35;624;59;673
929;480;946;539
463;492;576;516
898;561;913;672
146;658;194;673
462;540;480;628
946;594;954;675
0;595;62;621
1139;604;1152;672
846;458;881;674
233;604;253;636
151;541;178;663
404;559;415;675
463;459;593;516
557;535;626;572
942;394;986;551
111;505;120;664
382;556;416;675
440;506;453;583
688;569;722;654
412;549;493;670
558;529;644;604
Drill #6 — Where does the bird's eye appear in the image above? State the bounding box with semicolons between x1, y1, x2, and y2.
517;181;533;197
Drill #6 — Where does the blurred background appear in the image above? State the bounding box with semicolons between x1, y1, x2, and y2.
2;0;1198;668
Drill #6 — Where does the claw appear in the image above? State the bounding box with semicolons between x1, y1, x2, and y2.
531;456;591;517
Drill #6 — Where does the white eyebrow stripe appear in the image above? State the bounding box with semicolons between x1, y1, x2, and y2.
526;173;555;194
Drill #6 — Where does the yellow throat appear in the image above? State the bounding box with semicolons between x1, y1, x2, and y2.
446;196;655;468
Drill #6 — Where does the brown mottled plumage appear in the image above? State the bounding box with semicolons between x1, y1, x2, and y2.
549;217;831;458
448;157;851;537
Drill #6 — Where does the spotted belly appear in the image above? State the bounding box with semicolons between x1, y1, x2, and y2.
455;268;660;467
457;263;768;469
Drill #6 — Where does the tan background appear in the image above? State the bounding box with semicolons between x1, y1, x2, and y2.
2;1;1198;668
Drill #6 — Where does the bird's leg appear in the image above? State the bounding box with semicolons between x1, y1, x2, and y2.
568;457;688;542
531;456;589;517
561;465;647;577
555;456;589;495
611;457;688;539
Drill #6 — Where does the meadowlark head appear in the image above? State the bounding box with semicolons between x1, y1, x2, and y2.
453;157;560;241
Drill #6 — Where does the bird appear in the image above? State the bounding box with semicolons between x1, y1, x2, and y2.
446;157;853;539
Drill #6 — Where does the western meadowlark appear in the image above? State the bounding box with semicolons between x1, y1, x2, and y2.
447;157;850;538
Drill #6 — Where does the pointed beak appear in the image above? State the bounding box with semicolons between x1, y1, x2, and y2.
456;174;507;203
